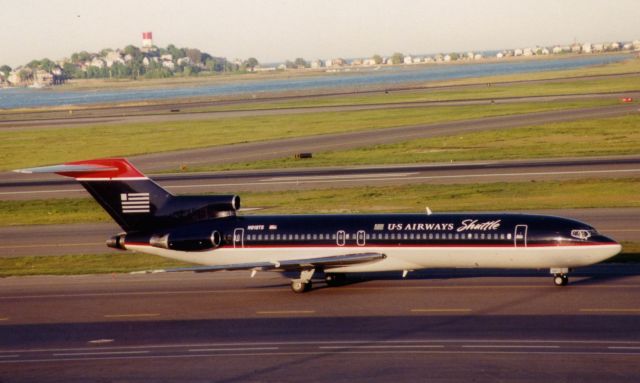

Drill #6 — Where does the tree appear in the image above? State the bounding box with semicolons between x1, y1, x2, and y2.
0;65;11;77
71;51;91;63
244;57;259;70
391;52;404;64
372;54;383;64
186;48;202;64
39;58;55;72
167;44;185;59
294;57;308;68
124;45;141;59
449;53;460;61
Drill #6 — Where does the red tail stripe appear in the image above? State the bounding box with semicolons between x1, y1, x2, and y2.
60;158;145;179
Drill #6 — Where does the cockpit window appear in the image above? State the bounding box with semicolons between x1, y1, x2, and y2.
571;229;596;240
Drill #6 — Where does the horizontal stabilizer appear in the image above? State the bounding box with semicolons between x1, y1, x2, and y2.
14;164;118;174
13;158;145;179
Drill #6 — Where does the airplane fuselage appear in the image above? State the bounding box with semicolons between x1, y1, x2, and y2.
122;212;620;273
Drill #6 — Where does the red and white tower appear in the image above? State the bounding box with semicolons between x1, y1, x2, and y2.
142;32;153;48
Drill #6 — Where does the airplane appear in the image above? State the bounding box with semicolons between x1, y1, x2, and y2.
16;158;621;293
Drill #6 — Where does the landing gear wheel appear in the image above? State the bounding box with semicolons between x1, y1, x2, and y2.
553;274;569;287
291;280;312;293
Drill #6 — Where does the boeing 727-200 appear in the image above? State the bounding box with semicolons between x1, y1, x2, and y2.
16;158;622;293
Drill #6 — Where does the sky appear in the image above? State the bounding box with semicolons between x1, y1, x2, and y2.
2;0;640;67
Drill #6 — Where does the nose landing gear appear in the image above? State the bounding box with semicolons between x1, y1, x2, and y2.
551;268;570;286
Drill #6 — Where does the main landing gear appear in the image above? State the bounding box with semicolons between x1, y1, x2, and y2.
290;269;315;293
551;268;570;286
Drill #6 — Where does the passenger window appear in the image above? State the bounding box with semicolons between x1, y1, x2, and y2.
500;234;505;240
507;233;512;240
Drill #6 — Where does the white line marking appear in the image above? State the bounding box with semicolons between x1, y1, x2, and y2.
2;168;638;197
608;346;640;350
167;168;640;189
0;355;19;359
188;347;279;352
263;172;418;181
580;308;640;313
256;310;316;315
88;339;114;345
319;345;445;349
3;350;640;364
411;308;472;313
461;345;561;349
104;313;160;318
53;351;150;356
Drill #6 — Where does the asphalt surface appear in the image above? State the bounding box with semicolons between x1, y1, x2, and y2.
1;208;638;257
1;269;640;382
3;155;640;199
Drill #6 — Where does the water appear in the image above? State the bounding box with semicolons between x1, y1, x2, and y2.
0;54;631;109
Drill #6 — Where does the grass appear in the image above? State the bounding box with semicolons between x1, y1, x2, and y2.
0;253;193;277
2;178;638;226
0;99;616;171
200;114;640;171
1;242;638;277
191;75;640;113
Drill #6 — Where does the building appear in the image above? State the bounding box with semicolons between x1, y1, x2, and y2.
582;43;592;53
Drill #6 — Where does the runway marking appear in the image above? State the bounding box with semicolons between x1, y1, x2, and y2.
580;308;640;313
104;313;160;318
263;172;418;181
0;317;9;321
53;351;150;357
189;347;280;352
88;339;114;345
256;310;316;315
410;308;472;313
0;243;98;249
0;355;19;359
4;350;640;365
319;345;445;349
164;168;640;190
5;168;638;197
608;346;640;350
461;345;560;349
0;188;84;196
4;284;640;300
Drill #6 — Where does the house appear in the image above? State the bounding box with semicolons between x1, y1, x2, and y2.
33;69;54;86
552;46;563;54
592;43;604;52
443;54;451;62
310;59;324;68
403;56;413;64
541;48;550;55
474;54;483;60
582;43;592;53
177;57;192;66
609;42;621;51
514;48;523;56
496;52;504;59
104;51;124;67
90;57;105;68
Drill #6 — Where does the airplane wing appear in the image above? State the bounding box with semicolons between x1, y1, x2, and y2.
155;252;386;273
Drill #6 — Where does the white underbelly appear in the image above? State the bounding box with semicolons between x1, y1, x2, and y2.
126;243;621;272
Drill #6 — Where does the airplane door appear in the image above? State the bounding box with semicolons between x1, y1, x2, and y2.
514;225;527;247
337;230;346;246
357;230;366;246
233;228;245;248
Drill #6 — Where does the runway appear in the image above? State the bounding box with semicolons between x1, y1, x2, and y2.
1;208;638;257
3;155;640;199
1;269;640;382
